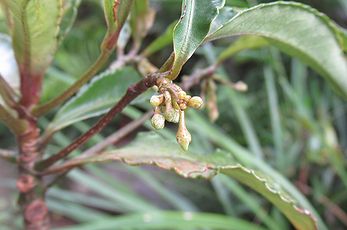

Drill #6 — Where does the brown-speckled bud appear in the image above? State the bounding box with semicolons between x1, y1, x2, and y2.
187;96;204;109
151;113;165;129
150;94;164;107
176;111;191;151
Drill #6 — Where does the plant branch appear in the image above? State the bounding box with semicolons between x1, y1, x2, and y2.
32;50;111;116
36;72;168;171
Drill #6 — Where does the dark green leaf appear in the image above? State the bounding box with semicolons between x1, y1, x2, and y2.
207;2;347;98
168;0;225;79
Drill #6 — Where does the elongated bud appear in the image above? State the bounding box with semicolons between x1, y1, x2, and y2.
187;96;204;109
151;113;165;129
176;111;191;151
150;94;164;107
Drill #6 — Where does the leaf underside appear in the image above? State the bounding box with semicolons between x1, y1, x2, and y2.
58;132;317;230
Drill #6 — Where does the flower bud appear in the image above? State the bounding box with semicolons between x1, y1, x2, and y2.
177;91;187;100
176;111;191;151
150;94;164;107
164;108;180;123
187;96;204;109
151;113;165;129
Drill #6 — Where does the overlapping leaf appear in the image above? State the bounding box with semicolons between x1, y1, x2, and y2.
49;132;317;230
207;2;347;98
168;0;225;79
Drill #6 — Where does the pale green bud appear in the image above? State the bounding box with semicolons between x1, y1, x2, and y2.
151;113;165;129
164;108;180;123
176;111;191;151
187;96;204;109
150;94;164;107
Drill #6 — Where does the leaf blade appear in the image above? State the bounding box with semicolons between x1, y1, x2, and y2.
168;0;225;79
48;67;142;132
207;2;347;98
51;132;317;230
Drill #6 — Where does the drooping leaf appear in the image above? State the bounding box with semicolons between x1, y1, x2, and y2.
50;132;317;230
3;0;63;75
57;211;265;230
207;2;347;98
48;67;142;133
167;0;225;80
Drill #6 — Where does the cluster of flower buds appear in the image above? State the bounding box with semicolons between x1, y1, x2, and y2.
150;78;203;150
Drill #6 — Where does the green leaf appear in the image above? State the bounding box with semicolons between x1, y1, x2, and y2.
168;0;225;80
54;132;317;230
207;2;347;99
141;20;177;57
57;211;265;230
4;0;63;75
48;67;142;133
217;36;269;63
58;0;81;44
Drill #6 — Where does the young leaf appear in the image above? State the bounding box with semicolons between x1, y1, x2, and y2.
207;2;347;99
48;132;317;230
48;67;142;133
168;0;225;80
4;0;63;75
